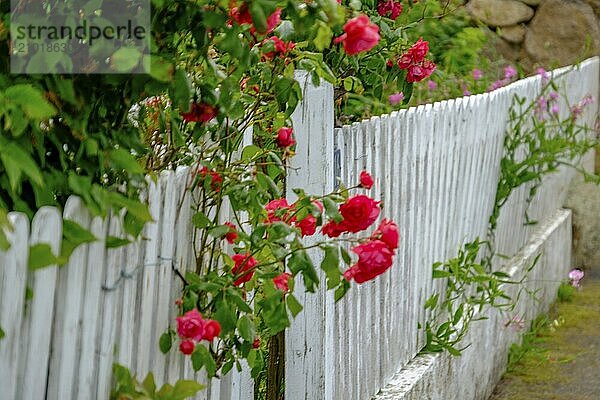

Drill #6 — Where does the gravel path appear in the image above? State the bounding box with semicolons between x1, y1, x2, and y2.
488;277;600;400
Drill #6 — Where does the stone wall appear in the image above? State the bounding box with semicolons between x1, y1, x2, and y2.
467;0;600;69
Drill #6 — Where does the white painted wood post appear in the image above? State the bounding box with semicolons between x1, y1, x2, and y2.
285;70;334;400
18;207;62;400
0;213;29;400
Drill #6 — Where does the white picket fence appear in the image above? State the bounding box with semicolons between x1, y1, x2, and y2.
0;57;598;400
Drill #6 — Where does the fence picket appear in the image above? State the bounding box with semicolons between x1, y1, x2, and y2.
18;208;62;400
0;213;29;400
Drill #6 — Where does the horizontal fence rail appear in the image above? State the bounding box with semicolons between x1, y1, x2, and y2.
0;57;598;400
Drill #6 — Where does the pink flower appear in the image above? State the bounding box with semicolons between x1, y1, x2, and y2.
472;69;483;80
388;92;404;105
371;219;399;250
568;268;584;288
377;0;403;20
428;80;438;91
181;103;218;123
276;127;296;148
344;240;394;283
333;15;380;55
273;272;292;292
503;65;517;80
488;79;507;91
551;104;559;114
536;67;549;82
176;309;205;341
406;60;436;83
224;222;238;244
359;170;374;189
463;88;471;96
504;316;525;332
232;253;258;286
202;320;221;341
179;339;195;355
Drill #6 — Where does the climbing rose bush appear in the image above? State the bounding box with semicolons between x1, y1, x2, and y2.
0;0;432;387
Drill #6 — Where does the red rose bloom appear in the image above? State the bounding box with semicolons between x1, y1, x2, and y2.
407;38;429;63
262;9;282;34
406;60;436;83
273;272;292;292
232;253;258;286
231;4;281;34
265;198;292;223
181;103;218;123
359;170;374;189
176;309;205;341
322;220;348;238
202;320;222;341
199;166;223;192
339;195;380;232
296;214;317;236
372;219;399;250
224;222;238;244
276;127;296;148
377;0;403;20
344;240;394;283
333;15;381;56
252;338;261;348
179;339;195;355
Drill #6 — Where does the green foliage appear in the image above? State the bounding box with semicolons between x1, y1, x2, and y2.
506;315;550;373
557;282;576;303
423;239;514;355
111;364;205;400
423;70;599;357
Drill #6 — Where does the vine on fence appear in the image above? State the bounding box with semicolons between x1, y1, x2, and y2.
422;68;599;356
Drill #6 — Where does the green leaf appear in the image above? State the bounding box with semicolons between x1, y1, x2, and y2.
192;212;211;229
208;225;230;239
28;243;60;270
142;372;156;394
334;280;350;302
256;172;281;197
106;236;131;248
0;141;44;190
320;246;341;289
241;145;262;161
214;300;237;335
110;47;142;72
172;380;206;400
237;315;256;342
432;270;452;279
109;148;144;175
192;345;217;377
424;293;439;310
0;327;4;340
286;294;303;317
322;197;343;223
159;331;173;354
5;84;57;120
340;247;352;265
170;69;192;111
